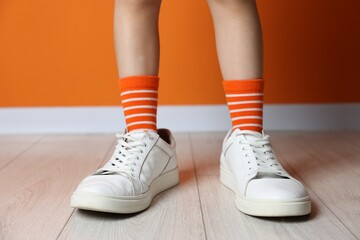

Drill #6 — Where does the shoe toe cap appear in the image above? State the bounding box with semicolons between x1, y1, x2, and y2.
246;178;308;201
75;175;134;197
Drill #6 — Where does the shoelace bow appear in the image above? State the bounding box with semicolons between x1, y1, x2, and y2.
236;132;283;174
100;131;152;178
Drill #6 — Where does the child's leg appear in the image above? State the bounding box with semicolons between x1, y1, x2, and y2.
207;0;264;133
208;0;311;217
70;0;180;214
114;0;162;78
114;0;162;132
206;0;263;80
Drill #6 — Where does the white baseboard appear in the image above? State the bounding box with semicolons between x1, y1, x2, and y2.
0;104;359;134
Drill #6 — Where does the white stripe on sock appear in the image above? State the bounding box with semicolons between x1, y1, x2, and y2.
226;93;263;97
122;97;157;103
229;108;262;113
228;100;263;105
121;90;158;96
123;105;157;111
125;113;157;119
127;121;156;127
232;116;263;121
232;123;262;129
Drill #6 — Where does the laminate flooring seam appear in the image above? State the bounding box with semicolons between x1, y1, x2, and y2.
189;133;209;240
0;135;45;172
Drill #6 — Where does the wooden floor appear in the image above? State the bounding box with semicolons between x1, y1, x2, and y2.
0;131;359;240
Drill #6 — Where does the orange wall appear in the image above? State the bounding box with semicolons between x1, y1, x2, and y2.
0;0;359;107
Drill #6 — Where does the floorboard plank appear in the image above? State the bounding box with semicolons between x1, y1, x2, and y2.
270;131;360;238
190;132;225;176
0;134;115;240
58;133;206;240
0;134;43;170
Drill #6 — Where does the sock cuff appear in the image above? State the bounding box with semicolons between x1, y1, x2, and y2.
119;75;159;91
223;78;264;93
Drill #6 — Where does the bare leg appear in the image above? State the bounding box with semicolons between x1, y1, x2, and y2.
114;0;162;132
206;0;263;80
114;0;162;78
210;1;311;218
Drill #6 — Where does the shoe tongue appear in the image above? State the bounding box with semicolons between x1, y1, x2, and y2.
128;131;147;140
243;132;262;140
234;128;262;140
127;130;156;141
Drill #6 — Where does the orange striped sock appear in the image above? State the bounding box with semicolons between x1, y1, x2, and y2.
223;79;264;133
119;75;159;132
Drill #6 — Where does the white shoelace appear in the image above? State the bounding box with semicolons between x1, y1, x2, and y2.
99;131;152;178
236;131;284;175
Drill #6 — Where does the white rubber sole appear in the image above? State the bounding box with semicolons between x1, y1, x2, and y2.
220;162;311;217
70;167;179;214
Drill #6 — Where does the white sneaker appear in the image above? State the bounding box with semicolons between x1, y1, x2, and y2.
70;128;179;213
220;128;311;217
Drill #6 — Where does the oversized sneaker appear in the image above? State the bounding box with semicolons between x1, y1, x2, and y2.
220;128;311;217
71;128;179;213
